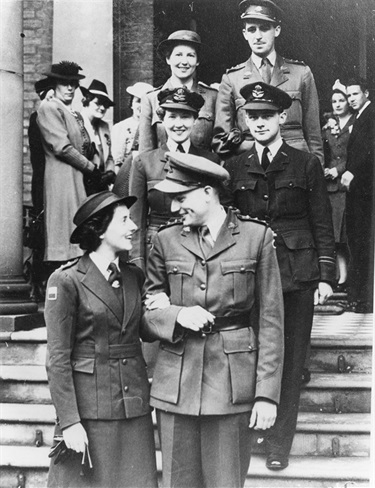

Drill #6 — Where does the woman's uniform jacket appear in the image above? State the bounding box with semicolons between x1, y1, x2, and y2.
142;208;284;415
213;54;323;164
223;142;336;293
138;79;217;152
37;99;96;261
45;254;151;430
129;144;220;267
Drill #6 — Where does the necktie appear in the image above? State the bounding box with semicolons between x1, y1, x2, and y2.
261;147;270;171
108;262;122;287
198;225;213;257
260;57;272;84
177;143;185;153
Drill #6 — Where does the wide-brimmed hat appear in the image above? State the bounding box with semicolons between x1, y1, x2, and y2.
34;78;54;99
157;30;205;56
80;79;114;106
158;87;204;114
240;82;292;111
154;152;229;194
70;191;137;243
42;60;85;80
126;82;154;99
239;0;283;23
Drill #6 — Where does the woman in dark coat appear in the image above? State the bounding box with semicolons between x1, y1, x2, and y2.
322;80;355;288
45;191;158;488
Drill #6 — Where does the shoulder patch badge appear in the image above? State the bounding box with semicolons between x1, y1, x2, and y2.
47;287;57;300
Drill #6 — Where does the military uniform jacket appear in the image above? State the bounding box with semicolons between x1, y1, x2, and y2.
223;142;336;293
45;254;151;430
213;54;323;163
138;78;217;152
142;208;284;416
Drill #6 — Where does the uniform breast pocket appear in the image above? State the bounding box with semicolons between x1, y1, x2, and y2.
221;259;256;306
285;90;303;124
222;328;258;404
275;177;307;214
166;261;195;305
233;179;258;216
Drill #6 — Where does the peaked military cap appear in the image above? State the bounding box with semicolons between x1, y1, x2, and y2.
70;191;136;243
158;87;204;113
239;0;283;23
240;82;292;111
154;152;229;194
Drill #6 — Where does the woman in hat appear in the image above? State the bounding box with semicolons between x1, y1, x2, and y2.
37;61;99;273
111;82;154;169
138;30;218;153
322;79;355;289
45;191;158;488
80;79;116;194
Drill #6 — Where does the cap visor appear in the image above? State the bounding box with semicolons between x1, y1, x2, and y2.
154;179;195;194
242;101;280;111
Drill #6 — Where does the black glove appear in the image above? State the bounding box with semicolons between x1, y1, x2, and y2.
49;439;73;465
84;167;102;196
100;170;116;187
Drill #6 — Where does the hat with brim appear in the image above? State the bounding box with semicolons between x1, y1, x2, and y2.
157;30;206;57
80;79;114;106
154;152;229;194
70;191;136;244
126;82;154;99
240;82;292;111
34;78;54;95
42;60;85;80
239;0;283;23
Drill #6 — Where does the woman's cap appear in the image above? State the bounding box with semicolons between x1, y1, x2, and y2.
154;152;229;194
332;79;347;96
42;60;85;80
70;191;137;243
126;82;154;99
80;79;114;106
157;30;203;55
240;82;292;111
239;0;283;23
34;78;54;99
158;87;204;113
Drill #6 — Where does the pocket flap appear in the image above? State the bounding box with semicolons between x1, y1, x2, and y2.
233;179;257;191
160;340;186;356
275;178;306;190
281;231;315;250
71;358;95;374
222;328;257;353
235;97;245;110
286;90;302;101
166;261;195;276
221;260;256;275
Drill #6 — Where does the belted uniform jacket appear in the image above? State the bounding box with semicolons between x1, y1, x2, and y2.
142;208;284;416
138;79;217;152
45;254;151;430
223;142;336;293
213;54;323;163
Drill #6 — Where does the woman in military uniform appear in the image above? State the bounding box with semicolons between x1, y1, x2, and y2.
45;191;157;488
138;30;217;152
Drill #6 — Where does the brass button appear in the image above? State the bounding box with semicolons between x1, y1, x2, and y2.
201;260;206;266
241;186;246;190
240;266;246;273
201;333;206;338
248;345;253;350
173;267;178;273
289;182;293;187
122;359;127;365
263;194;269;200
200;284;206;290
124;386;129;392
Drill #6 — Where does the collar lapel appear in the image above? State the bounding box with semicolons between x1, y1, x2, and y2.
207;212;238;260
246;148;264;175
271;55;289;88
267;144;289;173
180;227;205;260
119;262;137;332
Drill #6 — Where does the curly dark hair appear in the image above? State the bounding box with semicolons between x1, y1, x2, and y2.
76;204;118;252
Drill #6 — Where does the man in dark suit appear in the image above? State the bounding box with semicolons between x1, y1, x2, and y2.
341;78;374;313
213;0;323;164
223;82;336;470
142;152;284;487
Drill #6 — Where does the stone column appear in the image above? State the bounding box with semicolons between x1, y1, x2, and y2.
0;0;39;331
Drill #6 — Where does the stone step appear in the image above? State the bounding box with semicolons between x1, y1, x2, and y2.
0;448;370;488
300;373;372;413
309;343;372;373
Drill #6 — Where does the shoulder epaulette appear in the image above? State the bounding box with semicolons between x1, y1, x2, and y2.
237;214;269;226
60;257;80;270
198;81;218;91
157;218;183;232
284;57;306;66
226;62;246;74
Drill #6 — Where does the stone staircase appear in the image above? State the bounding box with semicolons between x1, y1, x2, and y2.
0;312;373;488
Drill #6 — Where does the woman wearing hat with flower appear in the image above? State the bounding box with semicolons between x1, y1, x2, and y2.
80;79;116;194
37;61;99;272
45;191;158;488
138;30;218;153
111;82;154;169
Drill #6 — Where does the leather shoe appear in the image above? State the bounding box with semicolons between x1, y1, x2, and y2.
266;455;289;470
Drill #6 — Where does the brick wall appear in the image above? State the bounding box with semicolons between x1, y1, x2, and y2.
22;0;53;206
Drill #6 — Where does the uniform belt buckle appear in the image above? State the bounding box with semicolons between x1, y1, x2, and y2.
202;321;214;334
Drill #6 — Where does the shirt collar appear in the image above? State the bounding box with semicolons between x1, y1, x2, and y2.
89;252;120;279
167;139;191;153
251;50;277;70
357;100;371;118
255;137;283;163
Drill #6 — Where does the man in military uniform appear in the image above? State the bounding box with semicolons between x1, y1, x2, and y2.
213;0;323;163
223;82;335;470
142;152;284;488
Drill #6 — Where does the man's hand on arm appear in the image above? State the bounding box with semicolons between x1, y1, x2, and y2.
177;306;215;332
144;292;170;310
